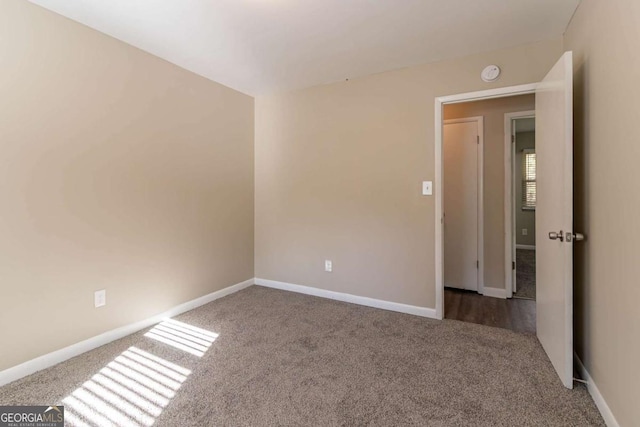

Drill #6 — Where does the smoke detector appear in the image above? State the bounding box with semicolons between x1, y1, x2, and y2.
481;65;501;82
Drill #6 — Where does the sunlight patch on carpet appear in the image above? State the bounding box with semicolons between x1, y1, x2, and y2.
144;319;218;357
61;319;218;426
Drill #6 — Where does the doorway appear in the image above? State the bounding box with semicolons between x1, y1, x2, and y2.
435;84;538;321
508;114;537;301
441;97;536;335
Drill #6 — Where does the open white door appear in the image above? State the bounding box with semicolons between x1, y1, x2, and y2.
535;51;576;389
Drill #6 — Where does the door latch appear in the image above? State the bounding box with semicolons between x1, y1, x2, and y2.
565;232;585;242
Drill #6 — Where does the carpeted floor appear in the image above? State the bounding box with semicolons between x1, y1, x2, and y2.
0;286;602;426
515;249;536;300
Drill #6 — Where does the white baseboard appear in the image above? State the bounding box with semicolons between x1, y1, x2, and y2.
0;278;254;387
481;286;508;299
574;352;620;427
255;278;437;319
516;244;536;250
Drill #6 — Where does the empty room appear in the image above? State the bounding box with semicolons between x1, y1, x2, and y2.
0;0;637;426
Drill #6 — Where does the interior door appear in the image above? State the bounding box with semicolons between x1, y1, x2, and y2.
535;51;574;389
443;120;479;291
511;121;517;294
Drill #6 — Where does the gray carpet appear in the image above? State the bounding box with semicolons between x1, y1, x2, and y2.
0;286;602;426
515;249;536;300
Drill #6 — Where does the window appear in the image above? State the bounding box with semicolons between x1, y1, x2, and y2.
522;149;536;209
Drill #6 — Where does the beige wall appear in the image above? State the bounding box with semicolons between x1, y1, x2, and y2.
0;1;254;371
514;131;536;247
256;39;563;307
564;0;640;424
444;96;535;289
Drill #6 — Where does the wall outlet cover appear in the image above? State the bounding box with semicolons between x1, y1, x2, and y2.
324;260;332;272
94;289;106;308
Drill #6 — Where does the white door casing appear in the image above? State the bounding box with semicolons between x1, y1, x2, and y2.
535;51;574;389
435;83;538;320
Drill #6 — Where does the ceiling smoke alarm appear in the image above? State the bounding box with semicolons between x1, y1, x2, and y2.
481;65;501;82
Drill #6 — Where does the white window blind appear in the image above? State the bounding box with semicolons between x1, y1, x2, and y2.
522;149;536;209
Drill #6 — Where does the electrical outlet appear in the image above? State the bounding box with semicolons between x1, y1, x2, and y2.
94;289;106;308
522;229;528;236
324;260;332;272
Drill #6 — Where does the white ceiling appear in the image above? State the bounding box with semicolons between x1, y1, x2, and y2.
29;0;580;96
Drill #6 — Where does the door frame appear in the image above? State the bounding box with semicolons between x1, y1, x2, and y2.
443;117;484;294
504;110;536;298
434;83;537;320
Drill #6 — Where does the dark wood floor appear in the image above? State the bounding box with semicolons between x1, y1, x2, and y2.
444;288;536;334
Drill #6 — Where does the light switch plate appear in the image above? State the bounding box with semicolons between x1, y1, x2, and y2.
422;181;433;196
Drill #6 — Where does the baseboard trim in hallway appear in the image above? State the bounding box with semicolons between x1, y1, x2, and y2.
0;278;255;387
574;353;620;427
481;286;508;299
255;278;438;319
